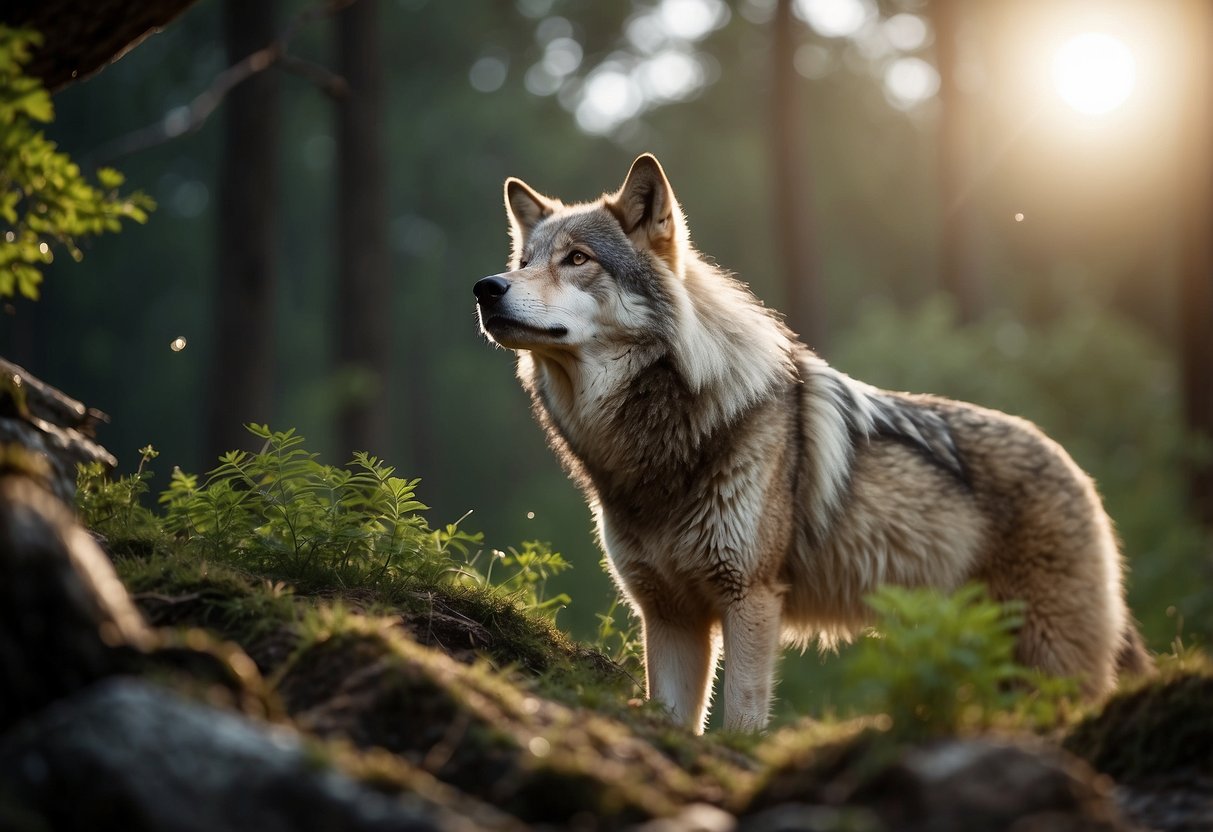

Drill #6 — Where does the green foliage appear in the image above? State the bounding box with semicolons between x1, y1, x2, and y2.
843;584;1076;740
78;425;570;619
0;25;154;299
454;539;573;621
833;298;1213;646
158;424;439;585
593;595;644;675
76;444;162;543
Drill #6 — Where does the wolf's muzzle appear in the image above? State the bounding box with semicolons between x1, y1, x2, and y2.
473;275;510;306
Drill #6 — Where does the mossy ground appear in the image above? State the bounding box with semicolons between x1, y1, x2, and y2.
97;530;1213;830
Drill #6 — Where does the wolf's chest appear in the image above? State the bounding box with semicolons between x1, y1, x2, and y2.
597;501;759;613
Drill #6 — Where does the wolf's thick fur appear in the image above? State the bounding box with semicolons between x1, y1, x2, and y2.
474;154;1149;732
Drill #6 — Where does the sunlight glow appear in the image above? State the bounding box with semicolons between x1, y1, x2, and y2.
1052;33;1136;116
576;66;642;134
884;57;939;110
793;0;874;39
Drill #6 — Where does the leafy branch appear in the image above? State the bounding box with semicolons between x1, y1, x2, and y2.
0;26;154;300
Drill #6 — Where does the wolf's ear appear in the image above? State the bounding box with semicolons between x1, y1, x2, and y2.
505;177;555;252
608;154;686;272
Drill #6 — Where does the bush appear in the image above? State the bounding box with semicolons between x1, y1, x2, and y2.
78;424;570;620
843;584;1076;740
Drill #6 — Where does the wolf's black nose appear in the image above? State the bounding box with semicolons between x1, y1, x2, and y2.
473;275;510;303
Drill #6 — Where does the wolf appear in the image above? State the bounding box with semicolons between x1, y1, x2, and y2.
473;154;1150;733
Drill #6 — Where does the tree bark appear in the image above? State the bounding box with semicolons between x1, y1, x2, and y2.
335;0;391;458
1;0;201;90
206;0;280;459
771;0;825;351
1177;0;1213;528
931;0;981;323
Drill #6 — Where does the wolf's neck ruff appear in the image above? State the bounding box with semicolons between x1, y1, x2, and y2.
521;257;967;549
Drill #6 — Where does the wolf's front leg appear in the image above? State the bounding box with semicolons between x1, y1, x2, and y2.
641;614;718;734
722;587;783;732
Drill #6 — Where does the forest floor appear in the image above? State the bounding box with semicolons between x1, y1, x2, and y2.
15;523;1206;832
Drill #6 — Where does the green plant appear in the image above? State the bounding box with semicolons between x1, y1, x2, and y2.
593;595;643;674
843;584;1074;739
0;26;155;299
455;539;572;622
76;444;161;542
78;424;572;620
158;425;441;586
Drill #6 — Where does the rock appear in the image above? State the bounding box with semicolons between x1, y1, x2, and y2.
0;357;115;503
0;678;481;832
1116;773;1213;832
633;802;738;832
1065;671;1213;831
848;740;1130;832
737;803;882;832
746;736;1132;832
0;474;152;731
277;628;704;827
1064;672;1213;783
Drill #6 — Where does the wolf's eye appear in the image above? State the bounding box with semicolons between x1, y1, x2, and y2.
518;259;529;269
565;250;589;267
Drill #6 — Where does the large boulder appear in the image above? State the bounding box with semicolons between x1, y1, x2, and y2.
0;473;152;731
0;678;482;832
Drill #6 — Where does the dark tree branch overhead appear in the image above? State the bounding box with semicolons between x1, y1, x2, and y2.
90;0;353;165
0;0;202;91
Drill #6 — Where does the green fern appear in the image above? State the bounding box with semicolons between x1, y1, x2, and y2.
844;584;1077;739
79;424;571;619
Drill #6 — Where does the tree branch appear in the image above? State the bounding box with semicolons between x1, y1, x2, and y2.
1;0;203;91
89;0;355;166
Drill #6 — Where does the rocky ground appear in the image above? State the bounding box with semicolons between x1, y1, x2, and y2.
1;364;1210;831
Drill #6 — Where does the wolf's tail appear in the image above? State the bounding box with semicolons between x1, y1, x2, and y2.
1116;621;1154;678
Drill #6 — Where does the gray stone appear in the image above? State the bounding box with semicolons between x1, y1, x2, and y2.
0;678;473;832
0;475;152;730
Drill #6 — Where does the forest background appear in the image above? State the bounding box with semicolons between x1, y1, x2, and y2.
4;0;1211;719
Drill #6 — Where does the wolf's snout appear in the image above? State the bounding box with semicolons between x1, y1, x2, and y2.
473;275;510;304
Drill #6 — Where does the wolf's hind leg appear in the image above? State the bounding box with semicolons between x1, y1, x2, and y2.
722;587;783;732
642;614;719;734
1011;573;1120;697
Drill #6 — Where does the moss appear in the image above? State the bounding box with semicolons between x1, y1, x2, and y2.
743;723;892;815
274;616;711;826
1063;670;1213;783
115;553;299;673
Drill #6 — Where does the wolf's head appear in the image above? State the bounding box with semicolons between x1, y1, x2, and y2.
474;154;688;355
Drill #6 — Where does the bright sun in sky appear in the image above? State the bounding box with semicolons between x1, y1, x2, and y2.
1052;32;1137;116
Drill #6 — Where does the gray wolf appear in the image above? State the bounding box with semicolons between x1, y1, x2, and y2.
473;153;1149;733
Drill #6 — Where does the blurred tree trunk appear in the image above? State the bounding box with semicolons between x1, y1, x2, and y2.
335;0;391;458
771;0;825;351
1178;0;1213;529
930;0;981;323
206;0;280;459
